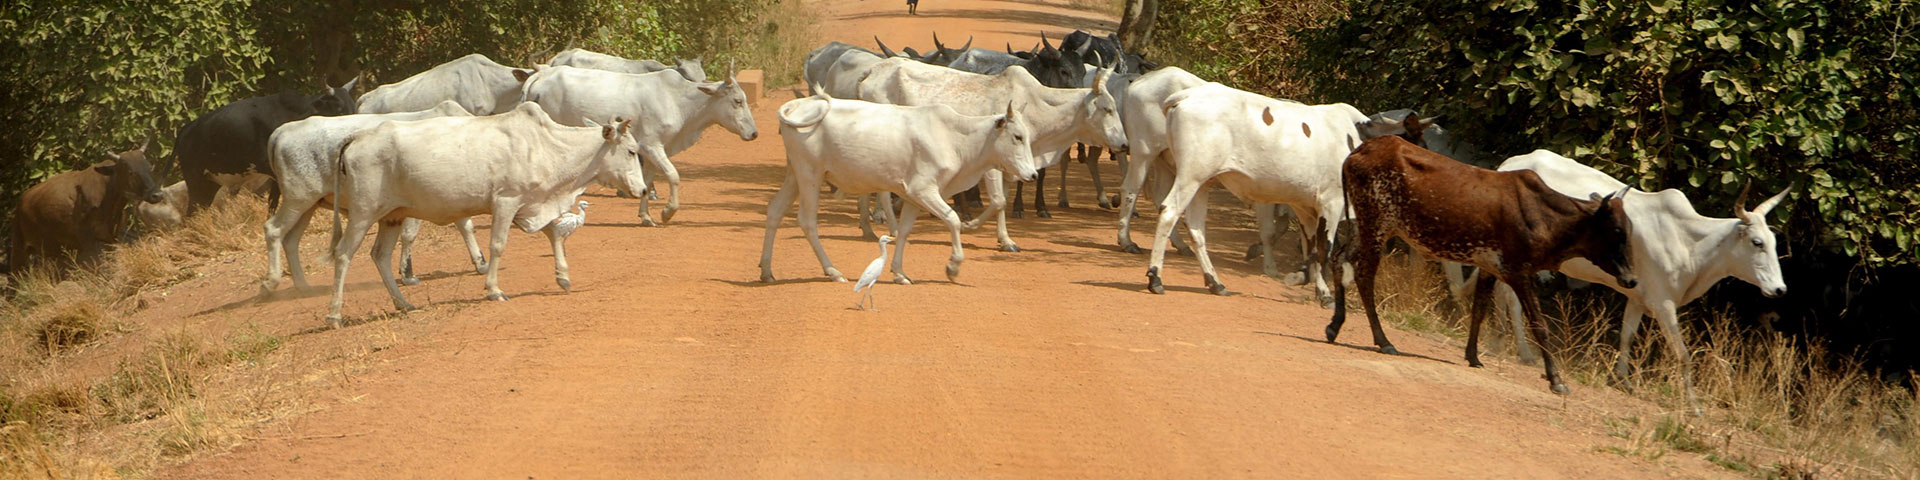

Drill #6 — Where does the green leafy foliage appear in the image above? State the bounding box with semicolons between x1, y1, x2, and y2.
1156;0;1920;268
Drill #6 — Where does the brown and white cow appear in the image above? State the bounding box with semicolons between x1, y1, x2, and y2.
1325;119;1637;395
9;144;166;270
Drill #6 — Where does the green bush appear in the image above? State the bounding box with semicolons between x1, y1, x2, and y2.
1156;0;1920;268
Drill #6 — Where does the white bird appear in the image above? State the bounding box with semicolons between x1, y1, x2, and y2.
550;200;590;238
854;235;893;311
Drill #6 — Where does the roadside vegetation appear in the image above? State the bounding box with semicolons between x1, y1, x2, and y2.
1146;0;1920;476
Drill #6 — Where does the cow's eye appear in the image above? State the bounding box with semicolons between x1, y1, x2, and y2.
1014;135;1025;141
1752;238;1764;247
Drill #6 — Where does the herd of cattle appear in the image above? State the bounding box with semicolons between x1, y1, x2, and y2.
6;29;1793;411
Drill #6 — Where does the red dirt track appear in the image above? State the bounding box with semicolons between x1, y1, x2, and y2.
144;0;1723;477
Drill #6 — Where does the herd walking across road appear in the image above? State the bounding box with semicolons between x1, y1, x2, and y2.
7;29;1794;413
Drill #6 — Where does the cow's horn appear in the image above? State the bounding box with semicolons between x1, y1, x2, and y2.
1732;180;1753;215
875;36;896;57
960;36;973;52
1754;182;1795;217
1041;32;1053;51
933;31;945;50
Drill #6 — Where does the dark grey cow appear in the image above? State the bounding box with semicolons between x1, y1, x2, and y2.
174;81;358;213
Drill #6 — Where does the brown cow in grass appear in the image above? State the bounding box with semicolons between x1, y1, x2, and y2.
1325;118;1637;395
8;145;166;271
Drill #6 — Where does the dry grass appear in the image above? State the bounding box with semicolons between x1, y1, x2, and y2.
0;193;283;478
1361;253;1920;478
735;0;820;87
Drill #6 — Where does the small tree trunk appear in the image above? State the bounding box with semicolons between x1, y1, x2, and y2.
1116;0;1159;51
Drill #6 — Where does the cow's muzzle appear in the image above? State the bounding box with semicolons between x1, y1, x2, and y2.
742;131;760;141
1109;143;1129;154
1616;274;1638;290
144;192;165;204
1764;286;1787;298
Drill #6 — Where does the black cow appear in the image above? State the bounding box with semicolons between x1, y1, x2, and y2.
173;80;357;214
1061;30;1155;75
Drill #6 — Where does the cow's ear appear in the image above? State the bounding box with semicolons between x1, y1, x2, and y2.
96;154;120;174
995;116;1008;130
698;83;723;95
619;119;633;134
513;69;534;82
602;124;618;141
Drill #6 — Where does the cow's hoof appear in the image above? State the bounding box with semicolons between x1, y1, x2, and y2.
401;276;421;286
258;283;276;297
1550;383;1571;395
660;208;677;224
1324;324;1341;343
945;263;960;281
1121;243;1141;254
1055;200;1069;208
1467;356;1485;368
326;315;345;330
826;268;845;282
647;191;661;201
558;278;572;292
471;259;488;275
1378;344;1400;355
639;217;658;227
1098;198;1112;209
616;189;636;199
1146;267;1164;294
1244;243;1263;261
1036;209;1052;219
1002;243;1021;253
1317;294;1335;309
394;300;419;312
1009;210;1024;219
760;272;776;283
1205;274;1228;295
485;292;509;302
894;275;914;285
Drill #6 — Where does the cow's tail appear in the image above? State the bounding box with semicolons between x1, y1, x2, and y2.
329;134;355;259
778;93;830;131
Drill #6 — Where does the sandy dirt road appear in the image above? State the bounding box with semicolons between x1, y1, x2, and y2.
143;0;1725;477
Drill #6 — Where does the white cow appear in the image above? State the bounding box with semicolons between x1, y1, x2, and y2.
520;65;759;226
545;48;706;82
1114;67;1208;255
325;103;648;328
815;46;894;99
1462;149;1790;412
135;181;192;230
355;54;534;115
261;100;480;294
760;94;1039;284
1147;83;1404;301
856;58;1127;251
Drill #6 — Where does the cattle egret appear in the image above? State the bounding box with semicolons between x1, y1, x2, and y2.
854;235;893;311
551;200;591;238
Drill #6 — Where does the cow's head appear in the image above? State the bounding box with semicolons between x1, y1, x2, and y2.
676;58;708;82
1730;182;1793;298
312;77;359;116
926;33;972;65
1575;187;1637;289
594;117;648;198
1079;59;1127;153
697;68;759;142
1027;33;1087;88
97;142;165;205
992;101;1040;183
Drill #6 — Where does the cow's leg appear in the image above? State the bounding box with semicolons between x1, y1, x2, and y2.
1501;283;1541;365
369;220;416;312
877;192;898;227
857;194;877;240
397;219;423;286
1464;273;1500;367
281;205;319;290
1325;228;1381;346
483;203;515;301
888;201;922;285
1354;238;1395;353
968;170;1019;252
796;175;844;282
544;226;572;292
1183;189;1227;295
1115;151;1151;252
456;217;486;274
1010;175;1027;219
1254;203;1281;278
1055;153;1071;209
1650;299;1701;414
1145;179;1201;294
1087;146;1108;209
183;172;219;215
1032;161;1051;218
951;191;974;223
1508;278;1568;394
327;216;377;329
262;200;313;293
760;174;801;282
639;146;681;226
1612;301;1649;384
907;188;966;282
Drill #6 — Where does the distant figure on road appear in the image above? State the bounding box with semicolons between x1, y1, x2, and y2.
907;0;919;15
